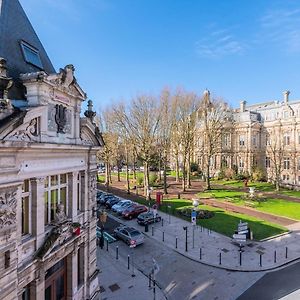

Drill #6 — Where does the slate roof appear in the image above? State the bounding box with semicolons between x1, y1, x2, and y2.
0;0;55;99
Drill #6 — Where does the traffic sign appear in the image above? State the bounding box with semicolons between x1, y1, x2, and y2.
238;222;248;227
191;210;197;218
233;234;246;242
238;230;249;235
238;225;248;232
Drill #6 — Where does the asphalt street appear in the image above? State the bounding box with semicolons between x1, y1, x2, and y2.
102;216;262;300
237;261;300;300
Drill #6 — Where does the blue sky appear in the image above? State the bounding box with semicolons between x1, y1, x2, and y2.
20;0;300;111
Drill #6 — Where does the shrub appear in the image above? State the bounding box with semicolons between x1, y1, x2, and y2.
251;167;266;182
136;174;143;186
224;168;235;180
190;162;199;172
149;173;158;186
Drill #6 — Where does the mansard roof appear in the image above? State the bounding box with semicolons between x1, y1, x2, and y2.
0;0;55;99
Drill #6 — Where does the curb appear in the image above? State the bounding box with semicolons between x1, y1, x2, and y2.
108;212;300;273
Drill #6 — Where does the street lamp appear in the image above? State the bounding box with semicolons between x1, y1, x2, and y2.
183;226;188;252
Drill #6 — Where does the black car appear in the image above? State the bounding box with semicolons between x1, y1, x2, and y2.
105;197;121;208
137;211;161;225
98;194;115;205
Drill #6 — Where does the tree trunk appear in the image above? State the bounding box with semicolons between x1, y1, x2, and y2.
158;154;162;182
187;155;191;188
144;161;151;200
133;154;136;180
105;162;110;190
206;161;211;190
126;147;130;194
117;166;120;182
163;157;168;194
175;155;180;182
182;158;186;192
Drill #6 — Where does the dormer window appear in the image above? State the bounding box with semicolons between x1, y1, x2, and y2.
20;40;43;69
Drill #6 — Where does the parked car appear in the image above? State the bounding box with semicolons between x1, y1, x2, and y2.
122;205;148;220
111;200;132;213
98;193;115;205
115;202;135;215
137;211;161;225
113;225;144;246
105;197;121;208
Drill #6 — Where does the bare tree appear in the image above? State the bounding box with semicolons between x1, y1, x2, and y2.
113;95;161;199
197;90;229;190
266;128;285;191
158;88;177;194
175;90;199;192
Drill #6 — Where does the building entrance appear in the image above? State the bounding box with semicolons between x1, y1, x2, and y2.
45;259;67;300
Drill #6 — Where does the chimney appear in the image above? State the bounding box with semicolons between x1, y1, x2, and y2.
240;100;246;112
283;90;290;104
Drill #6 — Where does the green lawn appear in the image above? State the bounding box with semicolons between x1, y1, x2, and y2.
281;190;300;198
159;199;287;240
97;175;105;183
198;189;300;220
212;179;275;191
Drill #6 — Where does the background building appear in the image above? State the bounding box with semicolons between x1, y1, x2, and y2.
0;0;103;299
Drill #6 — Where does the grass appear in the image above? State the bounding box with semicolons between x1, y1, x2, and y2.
159;199;287;240
97;175;105;183
198;189;300;220
212;179;275;191
281;190;300;198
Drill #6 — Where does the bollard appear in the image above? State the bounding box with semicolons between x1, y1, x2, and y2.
116;246;119;260
163;231;165;242
162;218;164;227
259;254;262;267
106;239;108;252
239;251;242;266
285;247;288;259
152;226;154;236
127;255;130;270
200;248;202;260
148;274;152;288
145;223;149;232
274;250;277;263
219;252;222;265
175;236;178;249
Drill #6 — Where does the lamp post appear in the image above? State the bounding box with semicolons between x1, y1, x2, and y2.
183;226;188;252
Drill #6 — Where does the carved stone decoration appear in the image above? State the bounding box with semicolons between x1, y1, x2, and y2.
0;188;17;230
9;118;39;141
54;204;67;224
58;64;75;88
90;173;97;202
0;57;13;106
55;104;67;133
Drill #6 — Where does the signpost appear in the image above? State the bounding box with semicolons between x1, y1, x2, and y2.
233;220;249;251
191;210;197;225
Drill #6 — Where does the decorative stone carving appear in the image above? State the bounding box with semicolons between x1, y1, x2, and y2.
0;58;13;108
9;118;39;141
84;100;96;122
54;204;67;224
55;104;67;133
58;64;75;88
0;188;17;230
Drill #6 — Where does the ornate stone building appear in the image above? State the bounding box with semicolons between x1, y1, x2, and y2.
0;0;103;299
195;90;300;188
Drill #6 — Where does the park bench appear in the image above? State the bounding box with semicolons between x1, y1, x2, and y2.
244;201;256;208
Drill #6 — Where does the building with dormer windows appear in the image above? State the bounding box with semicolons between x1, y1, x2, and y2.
0;1;103;299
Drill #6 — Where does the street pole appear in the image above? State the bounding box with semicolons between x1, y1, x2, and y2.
183;226;188;252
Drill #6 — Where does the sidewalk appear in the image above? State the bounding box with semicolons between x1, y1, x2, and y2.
109;210;300;272
97;244;166;300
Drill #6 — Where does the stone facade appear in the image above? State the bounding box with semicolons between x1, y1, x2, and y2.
194;91;300;188
0;61;103;299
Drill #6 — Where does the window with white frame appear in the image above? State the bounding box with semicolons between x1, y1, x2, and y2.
223;133;230;147
21;179;31;235
77;171;85;211
283;134;290;146
239;135;245;146
44;174;68;225
298;158;300;171
283;157;290;170
252;135;257;146
265;157;270;168
239;158;244;168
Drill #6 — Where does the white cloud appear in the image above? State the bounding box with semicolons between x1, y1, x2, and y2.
195;28;244;59
260;7;300;53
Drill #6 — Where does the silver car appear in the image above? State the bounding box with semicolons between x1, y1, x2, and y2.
113;226;144;246
112;200;132;213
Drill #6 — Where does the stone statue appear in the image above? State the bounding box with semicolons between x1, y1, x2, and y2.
54;204;67;224
59;64;75;88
